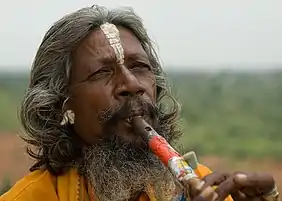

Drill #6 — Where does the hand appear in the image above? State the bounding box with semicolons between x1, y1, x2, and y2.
193;171;277;201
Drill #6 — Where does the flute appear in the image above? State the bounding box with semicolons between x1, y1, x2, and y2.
132;117;217;200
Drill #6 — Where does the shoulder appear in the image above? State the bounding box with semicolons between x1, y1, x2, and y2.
0;169;57;201
195;163;213;178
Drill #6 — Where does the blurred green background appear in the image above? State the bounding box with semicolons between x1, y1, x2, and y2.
1;70;282;195
1;70;282;159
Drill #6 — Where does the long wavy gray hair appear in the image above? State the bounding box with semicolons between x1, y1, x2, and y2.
20;5;182;175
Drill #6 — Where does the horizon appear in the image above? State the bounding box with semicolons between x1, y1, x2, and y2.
1;64;282;74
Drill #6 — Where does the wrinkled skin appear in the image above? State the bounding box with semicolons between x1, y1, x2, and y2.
191;172;276;201
68;26;156;145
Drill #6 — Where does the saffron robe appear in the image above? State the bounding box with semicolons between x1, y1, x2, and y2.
0;163;233;201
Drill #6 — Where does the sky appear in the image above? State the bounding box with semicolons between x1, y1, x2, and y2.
0;0;281;71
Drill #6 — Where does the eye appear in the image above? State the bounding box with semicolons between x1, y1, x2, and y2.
88;67;113;81
130;62;151;71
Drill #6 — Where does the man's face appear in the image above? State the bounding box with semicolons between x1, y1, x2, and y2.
67;24;174;201
69;25;157;145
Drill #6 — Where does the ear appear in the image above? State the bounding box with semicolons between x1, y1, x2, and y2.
59;97;71;125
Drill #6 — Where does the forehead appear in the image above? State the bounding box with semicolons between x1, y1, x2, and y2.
73;25;148;65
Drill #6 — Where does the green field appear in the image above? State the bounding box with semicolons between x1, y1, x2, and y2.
1;69;282;160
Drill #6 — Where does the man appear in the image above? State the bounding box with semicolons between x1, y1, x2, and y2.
0;5;278;201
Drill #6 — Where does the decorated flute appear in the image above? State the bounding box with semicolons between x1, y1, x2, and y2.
132;117;208;200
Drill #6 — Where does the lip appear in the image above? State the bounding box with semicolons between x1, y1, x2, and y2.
124;114;144;125
123;109;144;122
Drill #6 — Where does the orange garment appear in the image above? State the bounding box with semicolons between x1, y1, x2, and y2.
0;164;233;201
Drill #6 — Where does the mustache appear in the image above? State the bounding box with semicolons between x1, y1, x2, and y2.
98;97;158;126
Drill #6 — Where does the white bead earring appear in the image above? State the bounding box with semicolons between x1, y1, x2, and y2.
60;97;75;126
60;110;75;125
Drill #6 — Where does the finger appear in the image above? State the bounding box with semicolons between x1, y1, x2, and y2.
184;177;218;199
230;190;247;201
201;171;249;201
193;195;208;201
234;173;275;194
202;172;230;190
183;178;206;197
191;172;230;199
193;186;218;201
214;175;238;201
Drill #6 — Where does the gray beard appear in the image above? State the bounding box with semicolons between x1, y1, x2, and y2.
79;142;177;201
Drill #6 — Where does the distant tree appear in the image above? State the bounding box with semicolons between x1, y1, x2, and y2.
0;177;12;196
1;70;282;160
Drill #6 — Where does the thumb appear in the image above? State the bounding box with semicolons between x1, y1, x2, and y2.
233;173;275;194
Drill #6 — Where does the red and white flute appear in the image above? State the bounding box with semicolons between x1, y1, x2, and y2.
132;117;199;187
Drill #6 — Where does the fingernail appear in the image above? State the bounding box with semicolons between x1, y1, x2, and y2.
200;186;213;197
196;181;205;190
235;173;248;182
212;193;219;201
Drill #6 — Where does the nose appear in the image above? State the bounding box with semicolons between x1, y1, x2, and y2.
114;67;145;100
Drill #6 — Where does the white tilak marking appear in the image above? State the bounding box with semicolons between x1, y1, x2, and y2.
100;22;125;65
